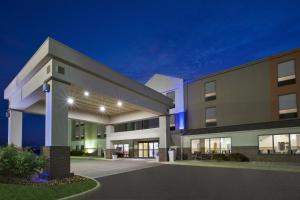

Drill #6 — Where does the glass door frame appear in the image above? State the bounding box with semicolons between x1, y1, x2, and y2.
138;141;159;158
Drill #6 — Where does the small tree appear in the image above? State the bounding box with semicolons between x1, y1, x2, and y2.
0;145;46;179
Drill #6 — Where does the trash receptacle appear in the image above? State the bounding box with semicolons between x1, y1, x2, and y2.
168;149;175;162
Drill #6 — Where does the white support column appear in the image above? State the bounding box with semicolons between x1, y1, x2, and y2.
45;80;69;146
8;110;23;147
43;79;70;179
105;125;115;159
159;115;170;161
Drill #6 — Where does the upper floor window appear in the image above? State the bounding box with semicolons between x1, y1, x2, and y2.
170;114;175;131
114;118;159;132
205;107;217;127
204;81;216;101
277;60;296;86
278;93;298;119
166;91;175;104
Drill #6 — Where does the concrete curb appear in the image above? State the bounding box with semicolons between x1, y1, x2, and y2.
58;176;100;200
71;156;107;161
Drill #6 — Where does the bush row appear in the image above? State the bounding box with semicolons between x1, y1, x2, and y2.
0;145;45;179
212;153;249;162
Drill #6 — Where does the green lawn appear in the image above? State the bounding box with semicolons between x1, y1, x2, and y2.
170;160;300;173
0;179;97;200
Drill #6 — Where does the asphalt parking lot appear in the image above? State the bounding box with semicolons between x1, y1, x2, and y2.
75;164;300;200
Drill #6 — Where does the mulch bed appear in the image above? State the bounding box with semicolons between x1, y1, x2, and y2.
0;175;89;186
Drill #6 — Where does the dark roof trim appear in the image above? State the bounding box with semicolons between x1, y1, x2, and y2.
186;48;300;85
183;119;300;136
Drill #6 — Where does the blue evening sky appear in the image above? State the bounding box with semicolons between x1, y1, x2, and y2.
1;0;300;147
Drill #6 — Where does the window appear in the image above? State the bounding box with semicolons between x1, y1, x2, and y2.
166;91;175;103
220;138;231;154
258;135;273;154
259;134;300;155
80;128;85;140
191;139;200;154
170;114;175;131
114;144;129;157
274;134;289;154
204;81;216;101
57;66;65;75
205;107;217;127
290;134;300;154
210;138;221;153
114;118;159;132
278;94;297;119
277;60;296;86
191;138;231;154
97;125;106;139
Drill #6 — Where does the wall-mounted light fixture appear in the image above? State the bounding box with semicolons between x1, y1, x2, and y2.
5;109;10;118
42;83;50;93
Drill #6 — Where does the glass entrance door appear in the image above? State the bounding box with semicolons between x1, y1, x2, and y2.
114;144;129;157
138;141;159;158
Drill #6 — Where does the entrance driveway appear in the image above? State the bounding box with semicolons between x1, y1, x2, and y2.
71;158;161;178
76;164;300;200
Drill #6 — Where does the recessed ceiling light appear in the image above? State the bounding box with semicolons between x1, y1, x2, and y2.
99;105;106;112
117;100;123;107
84;91;90;96
67;97;74;105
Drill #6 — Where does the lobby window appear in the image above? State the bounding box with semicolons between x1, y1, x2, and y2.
278;94;298;119
166;91;175;104
205;107;217;127
274;134;289;154
204;81;216;101
191;139;200;154
290;134;300;154
191;138;231;154
258;135;273;154
220;138;231;154
277;60;296;86
259;134;299;155
210;138;221;153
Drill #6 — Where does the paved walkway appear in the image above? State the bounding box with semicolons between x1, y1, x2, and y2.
75;164;300;200
71;158;161;178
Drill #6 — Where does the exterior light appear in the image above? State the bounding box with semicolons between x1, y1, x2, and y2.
5;110;10;118
67;97;74;105
117;100;123;107
84;91;90;97
42;83;50;93
99;105;106;112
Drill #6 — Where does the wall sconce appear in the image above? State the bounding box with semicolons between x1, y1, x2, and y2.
43;83;50;93
5;109;10;118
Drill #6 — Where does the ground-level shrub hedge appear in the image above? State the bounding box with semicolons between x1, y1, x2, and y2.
211;153;249;162
0;145;45;179
70;150;85;156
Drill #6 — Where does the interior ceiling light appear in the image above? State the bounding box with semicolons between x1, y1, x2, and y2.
117;100;123;107
99;105;106;112
67;97;74;105
84;91;90;96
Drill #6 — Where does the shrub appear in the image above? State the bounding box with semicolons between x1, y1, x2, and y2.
70;150;85;156
182;153;189;160
212;154;229;161
0;145;45;179
228;153;249;162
